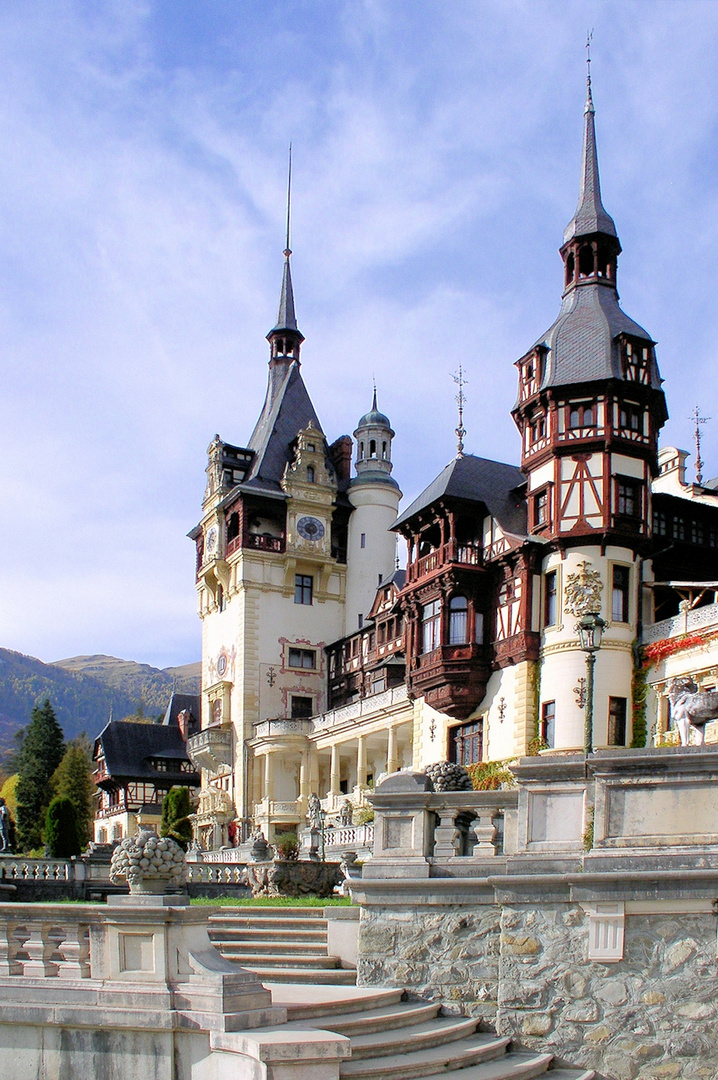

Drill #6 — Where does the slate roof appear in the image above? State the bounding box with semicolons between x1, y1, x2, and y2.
271;255;302;334
392;454;527;536
534;284;660;391
243;361;323;495
563;76;617;244
162;693;200;736
94;720;199;784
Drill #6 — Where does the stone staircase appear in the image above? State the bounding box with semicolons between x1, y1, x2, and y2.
207;906;357;985
277;986;596;1080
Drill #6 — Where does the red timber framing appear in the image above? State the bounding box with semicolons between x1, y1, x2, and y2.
396;500;540;719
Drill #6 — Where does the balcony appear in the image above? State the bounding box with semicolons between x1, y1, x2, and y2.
186;727;233;773
252;717;313;741
408;643;491;720
406;540;482;583
226;533;286;557
644;601;718;644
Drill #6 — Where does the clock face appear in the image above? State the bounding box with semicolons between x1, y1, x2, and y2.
297;516;325;541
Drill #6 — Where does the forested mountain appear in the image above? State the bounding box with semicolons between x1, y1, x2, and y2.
0;649;200;758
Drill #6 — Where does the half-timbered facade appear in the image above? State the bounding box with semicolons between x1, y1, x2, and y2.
186;70;718;849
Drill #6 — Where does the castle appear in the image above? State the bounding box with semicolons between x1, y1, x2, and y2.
186;69;718;848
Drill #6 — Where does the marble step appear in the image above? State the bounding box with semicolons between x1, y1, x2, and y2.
242;965;357;985
222;951;343;969
541;1070;595;1079
210;909;327;923
349;1016;480;1060
214;940;329;955
275;986;404;1021
339;1033;511;1078
418;1052;554;1079
209;926;328;940
294;1001;441;1035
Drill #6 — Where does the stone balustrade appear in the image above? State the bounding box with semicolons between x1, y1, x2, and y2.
324;823;375;851
0;857;73;883
0;904;96;978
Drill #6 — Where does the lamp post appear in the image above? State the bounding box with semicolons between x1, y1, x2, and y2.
576;612;608;756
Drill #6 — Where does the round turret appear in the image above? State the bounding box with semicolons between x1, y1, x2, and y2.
353;389;397;487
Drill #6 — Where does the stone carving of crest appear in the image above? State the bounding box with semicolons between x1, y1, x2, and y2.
563;560;604;617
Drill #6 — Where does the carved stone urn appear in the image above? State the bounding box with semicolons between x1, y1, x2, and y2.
109;829;188;894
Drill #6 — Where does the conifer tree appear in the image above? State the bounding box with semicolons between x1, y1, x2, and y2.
45;796;81;858
160;786;193;850
16;699;65;852
51;737;94;848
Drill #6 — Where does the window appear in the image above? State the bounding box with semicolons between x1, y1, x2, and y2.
307;443;315;452
612;565;630;623
530;414;545;442
474;611;484;644
358;614;363;629
288;647;316;669
449;596;468;645
227;512;240;542
544;571;558;626
360;533;366;548
369;439;377;458
294;574;313;605
653;510;667;536
620;403;641;432
608;697;627;746
535;490;549;527
306;465;315;483
540;701;555;748
672;515;685;541
112;824;123;841
617;479;640;518
569;402;594;428
450;719;484;766
98;828;107;844
382;441;388;459
421;599;441;653
291;696;313;719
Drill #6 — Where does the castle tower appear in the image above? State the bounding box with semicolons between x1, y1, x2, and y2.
345;390;402;633
511;68;668;752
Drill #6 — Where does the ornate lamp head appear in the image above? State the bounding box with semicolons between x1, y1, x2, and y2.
576;611;608;653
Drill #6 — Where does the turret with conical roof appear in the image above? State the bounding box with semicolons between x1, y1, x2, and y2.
345;388;402;635
512;65;668;548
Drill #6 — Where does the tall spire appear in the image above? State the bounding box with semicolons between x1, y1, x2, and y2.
268;145;304;352
563;43;617;244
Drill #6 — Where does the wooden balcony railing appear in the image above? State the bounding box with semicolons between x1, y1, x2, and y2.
406;540;482;583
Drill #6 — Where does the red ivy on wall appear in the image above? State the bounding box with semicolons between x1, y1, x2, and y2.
643;630;718;666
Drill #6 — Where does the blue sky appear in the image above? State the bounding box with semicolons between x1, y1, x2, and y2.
2;0;718;668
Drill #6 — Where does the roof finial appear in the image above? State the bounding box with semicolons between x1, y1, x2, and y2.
690;405;710;485
372;376;377;412
452;365;468;458
585;30;594;113
284;143;292;257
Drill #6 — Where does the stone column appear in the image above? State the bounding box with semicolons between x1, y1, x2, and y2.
264;752;274;804
387;726;398;775
330;745;341;796
357;736;368;789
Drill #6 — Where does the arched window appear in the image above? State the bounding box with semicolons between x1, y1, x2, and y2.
369;439;377;458
307;465;315;483
382;441;387;459
565;251;575;286
421;599;441;653
578;245;594;277
359;441;364;459
449;596;468;644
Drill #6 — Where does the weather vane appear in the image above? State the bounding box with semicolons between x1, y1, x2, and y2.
690;405;710;485
452;366;468;457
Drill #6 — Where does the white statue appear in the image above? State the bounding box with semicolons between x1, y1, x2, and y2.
668;677;718;746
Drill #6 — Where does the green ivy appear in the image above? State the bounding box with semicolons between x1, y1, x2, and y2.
631;640;649;748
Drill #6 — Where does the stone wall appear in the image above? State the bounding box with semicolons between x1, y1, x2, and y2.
497;904;718;1080
357;903;501;1025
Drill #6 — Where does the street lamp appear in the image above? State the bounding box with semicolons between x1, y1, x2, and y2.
576;612;608;756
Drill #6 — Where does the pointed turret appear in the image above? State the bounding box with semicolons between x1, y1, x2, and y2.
563;70;618;245
266;147;304;371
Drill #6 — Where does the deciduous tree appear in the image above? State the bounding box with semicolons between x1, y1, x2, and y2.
51;737;94;848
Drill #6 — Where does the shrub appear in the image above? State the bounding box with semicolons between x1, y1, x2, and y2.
273;831;299;860
45;796;81;858
355;807;374;825
160;787;193;851
466;760;517;791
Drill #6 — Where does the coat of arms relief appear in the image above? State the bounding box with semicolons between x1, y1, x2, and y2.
563;560;604;617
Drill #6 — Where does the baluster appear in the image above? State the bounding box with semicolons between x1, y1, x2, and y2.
0;921;22;974
433;807;461;858
57;922;91;979
22;921;59;976
470;808;498;858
